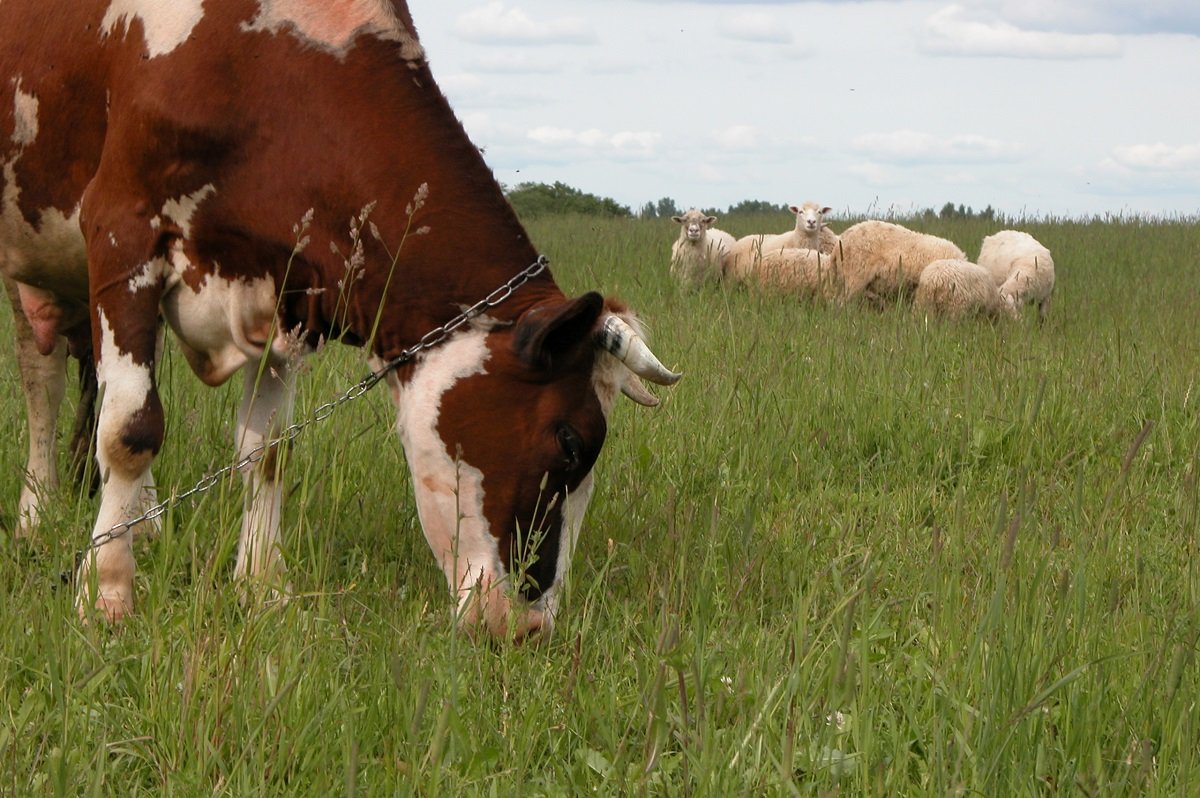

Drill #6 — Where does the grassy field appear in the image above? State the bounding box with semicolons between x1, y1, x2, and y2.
2;211;1199;795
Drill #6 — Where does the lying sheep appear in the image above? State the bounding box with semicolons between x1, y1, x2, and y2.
758;201;839;256
752;247;842;299
838;220;966;305
721;233;776;282
670;209;736;286
915;259;1015;320
977;230;1056;322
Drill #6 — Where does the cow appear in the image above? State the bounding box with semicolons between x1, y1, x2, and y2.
0;0;679;641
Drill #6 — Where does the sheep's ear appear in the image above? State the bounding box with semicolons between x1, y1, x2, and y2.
821;207;832;215
788;205;800;214
671;215;684;224
704;215;717;226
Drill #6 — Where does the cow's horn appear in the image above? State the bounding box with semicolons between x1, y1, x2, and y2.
595;315;682;386
621;377;660;407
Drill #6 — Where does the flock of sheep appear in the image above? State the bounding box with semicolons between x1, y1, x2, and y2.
669;203;1056;321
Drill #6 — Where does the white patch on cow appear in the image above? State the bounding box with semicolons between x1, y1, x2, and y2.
0;161;87;297
393;329;502;615
160;184;215;239
100;0;205;59
533;472;593;629
95;307;154;433
127;258;164;292
159;243;282;386
242;0;425;61
11;80;38;147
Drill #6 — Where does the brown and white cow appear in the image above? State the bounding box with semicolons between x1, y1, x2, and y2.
0;0;679;640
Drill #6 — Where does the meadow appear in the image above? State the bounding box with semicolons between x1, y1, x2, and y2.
2;211;1199;795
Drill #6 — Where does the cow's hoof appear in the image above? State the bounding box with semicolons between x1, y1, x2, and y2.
79;591;133;623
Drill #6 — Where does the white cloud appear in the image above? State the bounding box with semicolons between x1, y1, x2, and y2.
846;161;897;186
720;12;794;44
714;125;760;150
921;4;1123;59
455;3;597;46
438;72;486;97
467;51;567;74
968;0;1200;37
527;126;661;158
853;130;1024;164
1107;142;1200;172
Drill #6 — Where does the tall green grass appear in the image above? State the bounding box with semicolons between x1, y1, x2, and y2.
2;214;1198;795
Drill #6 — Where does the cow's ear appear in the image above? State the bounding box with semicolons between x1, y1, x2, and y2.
514;292;605;371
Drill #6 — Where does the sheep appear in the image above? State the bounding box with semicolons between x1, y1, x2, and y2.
721;233;778;282
758;201;839;256
670;209;736;287
915;259;1015;321
751;247;842;299
977;230;1056;322
837;220;966;306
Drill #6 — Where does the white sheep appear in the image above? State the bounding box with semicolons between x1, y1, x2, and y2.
670;209;736;286
915;259;1015;320
758;201;839;256
721;233;776;282
837;220;966;305
751;247;842;299
977;230;1055;322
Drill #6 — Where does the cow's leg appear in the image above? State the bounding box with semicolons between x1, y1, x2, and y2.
4;275;67;534
233;363;295;590
74;235;166;620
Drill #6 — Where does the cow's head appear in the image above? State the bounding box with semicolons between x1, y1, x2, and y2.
386;292;678;642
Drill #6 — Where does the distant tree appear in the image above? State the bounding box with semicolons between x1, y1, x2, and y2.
934;202;994;221
655;197;679;218
726;199;787;215
639;201;658;219
505;181;632;220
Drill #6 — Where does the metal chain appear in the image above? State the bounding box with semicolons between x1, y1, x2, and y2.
81;255;549;553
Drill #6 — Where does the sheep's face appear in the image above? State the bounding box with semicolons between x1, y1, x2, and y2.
999;289;1021;319
672;210;718;242
790;202;831;233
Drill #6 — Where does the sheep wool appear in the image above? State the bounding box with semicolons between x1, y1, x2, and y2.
838;220;966;305
753;248;843;299
915;259;1014;320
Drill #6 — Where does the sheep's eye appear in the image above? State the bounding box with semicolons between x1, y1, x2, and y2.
557;425;583;472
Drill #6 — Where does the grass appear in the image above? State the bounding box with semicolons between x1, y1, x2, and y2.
2;212;1200;795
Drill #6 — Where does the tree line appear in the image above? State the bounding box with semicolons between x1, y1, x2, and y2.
504;181;998;222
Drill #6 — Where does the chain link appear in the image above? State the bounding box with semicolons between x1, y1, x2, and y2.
81;255;549;554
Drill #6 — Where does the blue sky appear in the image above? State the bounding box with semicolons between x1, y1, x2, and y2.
405;1;1200;219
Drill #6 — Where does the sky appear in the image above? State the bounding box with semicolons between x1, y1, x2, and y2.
403;0;1200;220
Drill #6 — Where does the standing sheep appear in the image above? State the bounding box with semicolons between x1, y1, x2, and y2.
759;201;839;256
977;230;1056;322
670;209;736;287
915;259;1015;320
752;248;842;300
837;220;966;306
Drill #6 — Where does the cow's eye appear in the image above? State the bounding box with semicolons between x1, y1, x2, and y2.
557;424;583;472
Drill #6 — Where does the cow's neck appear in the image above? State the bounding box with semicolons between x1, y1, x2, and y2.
270;56;561;361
